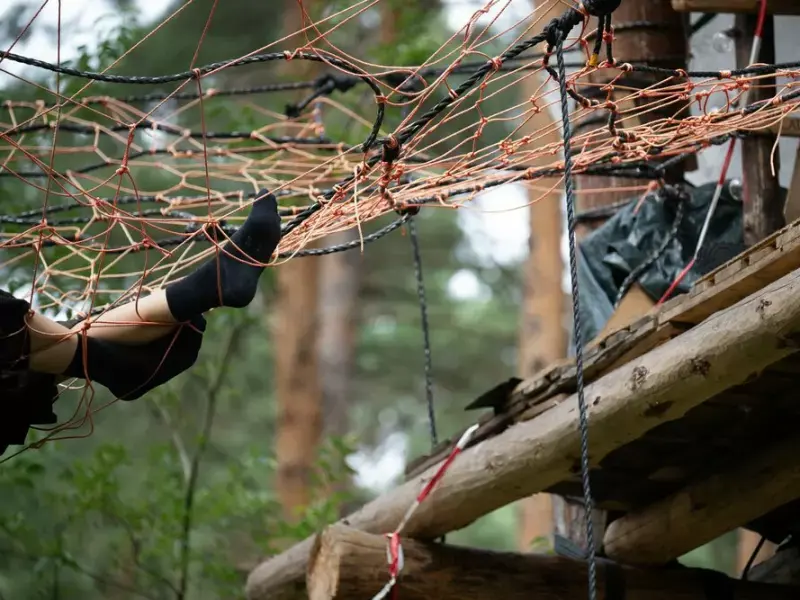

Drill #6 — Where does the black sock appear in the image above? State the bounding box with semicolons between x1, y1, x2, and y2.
165;189;282;321
64;316;206;400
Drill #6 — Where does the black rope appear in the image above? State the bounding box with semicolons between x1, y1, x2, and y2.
0;49;387;156
553;21;598;600
741;535;766;581
407;217;437;448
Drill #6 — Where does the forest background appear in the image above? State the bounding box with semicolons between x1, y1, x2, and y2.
2;0;791;598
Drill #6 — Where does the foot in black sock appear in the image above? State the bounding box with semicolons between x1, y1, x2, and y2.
166;189;282;321
64;315;206;400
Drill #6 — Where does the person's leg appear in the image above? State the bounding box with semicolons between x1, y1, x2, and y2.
26;311;78;374
72;187;281;344
73;289;178;345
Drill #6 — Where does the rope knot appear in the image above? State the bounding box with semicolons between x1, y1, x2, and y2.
382;135;401;164
582;0;621;17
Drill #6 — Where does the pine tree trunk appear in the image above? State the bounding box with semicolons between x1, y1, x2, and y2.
273;0;323;518
516;0;568;553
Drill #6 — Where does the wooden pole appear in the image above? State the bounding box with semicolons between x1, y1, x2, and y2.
246;267;800;600
735;12;784;245
573;0;689;223
604;435;800;566
307;525;798;600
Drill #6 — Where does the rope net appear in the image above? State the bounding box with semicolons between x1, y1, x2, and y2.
0;1;796;468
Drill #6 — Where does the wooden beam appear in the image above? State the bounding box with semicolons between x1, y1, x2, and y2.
307;525;798;600
672;0;800;14
736;12;784;244
246;267;800;600
604;435;800;566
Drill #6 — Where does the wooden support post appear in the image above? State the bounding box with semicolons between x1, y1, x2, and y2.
672;0;800;14
574;0;688;222
246;267;800;600
736;11;784;245
603;435;800;566
307;525;798;600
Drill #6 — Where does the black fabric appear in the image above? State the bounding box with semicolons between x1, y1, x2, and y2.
165;190;281;321
0;290;59;456
1;291;207;456
64;314;206;401
574;180;761;343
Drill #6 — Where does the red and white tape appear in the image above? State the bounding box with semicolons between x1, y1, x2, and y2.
371;423;480;600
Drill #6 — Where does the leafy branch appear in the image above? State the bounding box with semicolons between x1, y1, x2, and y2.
176;317;248;600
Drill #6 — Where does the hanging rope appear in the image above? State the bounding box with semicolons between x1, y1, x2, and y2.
408;218;438;449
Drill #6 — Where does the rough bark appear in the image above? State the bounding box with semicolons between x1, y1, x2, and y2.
604;435;800;565
307;525;798;600
246;266;800;600
274;252;323;515
318;230;363;438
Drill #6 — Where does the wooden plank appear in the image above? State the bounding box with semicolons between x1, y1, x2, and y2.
672;0;800;14
604;435;800;566
662;219;800;324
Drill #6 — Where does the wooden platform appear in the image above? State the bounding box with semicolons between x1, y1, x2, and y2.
405;215;800;543
247;216;800;600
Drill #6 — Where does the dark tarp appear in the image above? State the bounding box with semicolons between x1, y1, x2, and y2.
573;180;786;345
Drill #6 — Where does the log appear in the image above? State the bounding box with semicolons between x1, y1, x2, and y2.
604;435;800;565
307;525;798;600
246;267;800;600
672;0;800;14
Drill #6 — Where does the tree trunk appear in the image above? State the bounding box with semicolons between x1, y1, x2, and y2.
516;0;569;553
274;254;322;515
246;266;800;600
307;525;798;600
273;0;323;518
318;230;363;438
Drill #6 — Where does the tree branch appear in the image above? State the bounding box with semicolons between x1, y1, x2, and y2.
176;321;247;600
147;398;192;483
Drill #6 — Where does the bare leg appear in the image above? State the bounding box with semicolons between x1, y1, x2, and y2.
74;289;179;345
26;311;78;375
